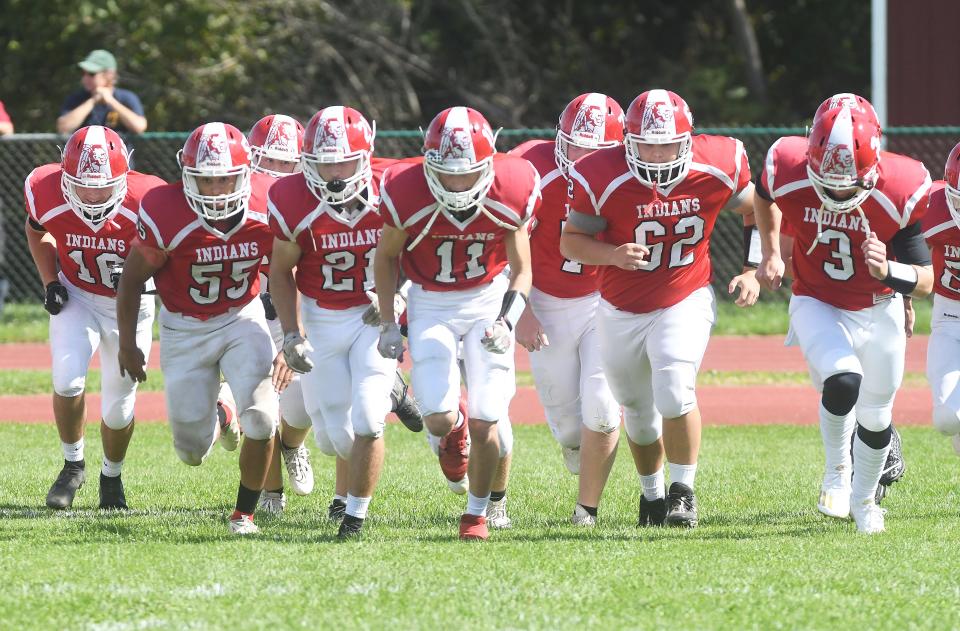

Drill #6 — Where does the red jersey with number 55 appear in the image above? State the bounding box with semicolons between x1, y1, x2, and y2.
509;139;599;298
24;163;165;297
269;158;395;309
921;181;960;300
379;154;540;291
568;134;750;313
761;136;931;310
135;172;275;319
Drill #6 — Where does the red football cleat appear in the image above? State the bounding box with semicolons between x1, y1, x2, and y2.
459;513;489;541
438;398;470;487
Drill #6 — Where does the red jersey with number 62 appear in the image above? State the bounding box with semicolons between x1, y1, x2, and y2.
921;181;960;301
761;136;931;310
135;172;275;319
509;139;599;298
379;155;540;291
268;158;395;309
568;134;750;314
24;163;165;297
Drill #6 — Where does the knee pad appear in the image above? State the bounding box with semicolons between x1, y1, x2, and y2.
933;404;960;435
101;408;134;431
312;424;338;457
497;417;514;458
623;408;662;446
469;393;509;424
279;378;312;430
238;381;280;440
174;444;210;467
822;372;862;416
545;402;581;450
582;393;621;435
855;390;894;432
652;367;696;419
53;375;85;399
326;424;355;460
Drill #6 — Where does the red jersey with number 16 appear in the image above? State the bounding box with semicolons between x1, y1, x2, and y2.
568;134;751;314
379;154;540;292
135;172;275;319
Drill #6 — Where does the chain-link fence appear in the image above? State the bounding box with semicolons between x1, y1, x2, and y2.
2;127;958;304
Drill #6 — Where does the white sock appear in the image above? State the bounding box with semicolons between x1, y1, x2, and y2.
333;494;347;503
851;434;889;504
820;403;854;480
639;468;665;500
465;491;490;516
426;432;442;456
62;438;84;463
101;458;123;478
668;462;697;489
346;494;371;519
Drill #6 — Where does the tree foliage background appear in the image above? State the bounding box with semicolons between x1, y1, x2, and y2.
0;0;869;131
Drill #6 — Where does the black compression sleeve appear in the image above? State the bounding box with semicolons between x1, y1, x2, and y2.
890;222;932;266
754;171;773;202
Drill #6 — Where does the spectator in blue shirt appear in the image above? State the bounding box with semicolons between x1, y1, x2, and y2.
57;50;147;135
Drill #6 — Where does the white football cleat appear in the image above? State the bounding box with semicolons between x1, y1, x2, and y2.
952;433;960;457
571;503;596;527
562;447;581;475
447;476;468;495
486;496;512;529
281;443;314;496
258;490;286;516
817;471;851;519
851;498;886;534
229;513;259;535
216;382;240;452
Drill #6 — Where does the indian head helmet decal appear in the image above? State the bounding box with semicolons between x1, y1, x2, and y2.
827;93;860;110
266;117;297;152
571;104;605;142
641;99;676;135
315;115;347;152
437;126;474;161
196;126;232;168
820;142;857;177
77;143;111;179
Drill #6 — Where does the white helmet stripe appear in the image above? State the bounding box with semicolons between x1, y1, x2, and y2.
823;107;856;177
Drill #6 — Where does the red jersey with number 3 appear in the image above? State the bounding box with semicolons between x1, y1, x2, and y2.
921;181;960;301
24;163;165;297
761;136;931;310
135;172;275;319
509;140;599;298
268;158;395;309
568;134;751;314
379;154;540;292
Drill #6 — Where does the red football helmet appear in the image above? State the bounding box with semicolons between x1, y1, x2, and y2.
943;142;960;229
422;106;498;212
60;125;130;224
806;105;882;213
248;114;304;178
178;122;251;221
301;106;375;204
813;93;880;130
555;93;624;175
624;89;695;188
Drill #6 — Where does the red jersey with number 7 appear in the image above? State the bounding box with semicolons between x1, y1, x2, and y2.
760;135;930;310
379;154;540;291
568;134;751;314
134;172;275;319
24;163;164;297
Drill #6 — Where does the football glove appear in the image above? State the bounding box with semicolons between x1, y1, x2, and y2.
377;322;405;360
282;332;314;374
481;319;512;354
260;292;277;320
44;281;68;315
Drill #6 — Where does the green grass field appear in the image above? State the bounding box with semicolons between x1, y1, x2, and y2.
1;423;959;629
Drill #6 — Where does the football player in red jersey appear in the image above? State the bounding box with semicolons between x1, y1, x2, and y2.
562;90;757;528
755;94;933;533
244;114;315;516
375;106;540;540
116;122;293;535
508;93;625;526
920;144;960;455
24;125;164;510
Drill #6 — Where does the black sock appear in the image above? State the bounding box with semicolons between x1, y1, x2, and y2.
856;423;892;449
268;487;283;495
579;504;598;517
235;483;260;515
65;459;85;470
280;439;294;451
490;489;506;502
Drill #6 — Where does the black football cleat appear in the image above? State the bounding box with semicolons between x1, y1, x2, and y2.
98;473;129;510
337;514;365;539
46;461;86;510
638;495;667;527
664;482;698;528
327;498;347;522
390;370;423;432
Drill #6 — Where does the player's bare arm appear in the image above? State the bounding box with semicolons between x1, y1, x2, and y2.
560;216;650;270
24;218;60;286
727;184;761;307
373;223;407;359
116;245;165;382
269;237;304;336
753;194;785;290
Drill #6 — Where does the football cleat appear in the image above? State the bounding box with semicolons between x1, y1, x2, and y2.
258;490;286;516
664;482;698;528
638;495;667;527
851;425;905;505
46;461;85;510
851;498;886;534
98;473;128;510
438;399;470;493
486;496;512;529
281;443;314;496
459;513;489;541
216;382;240;452
337;515;365;539
561;447;581;475
818;470;852;519
327;498;347;522
229;513;259;535
391;370;423;432
571;504;596;527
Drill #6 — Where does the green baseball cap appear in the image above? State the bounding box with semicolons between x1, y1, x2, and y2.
78;49;116;73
